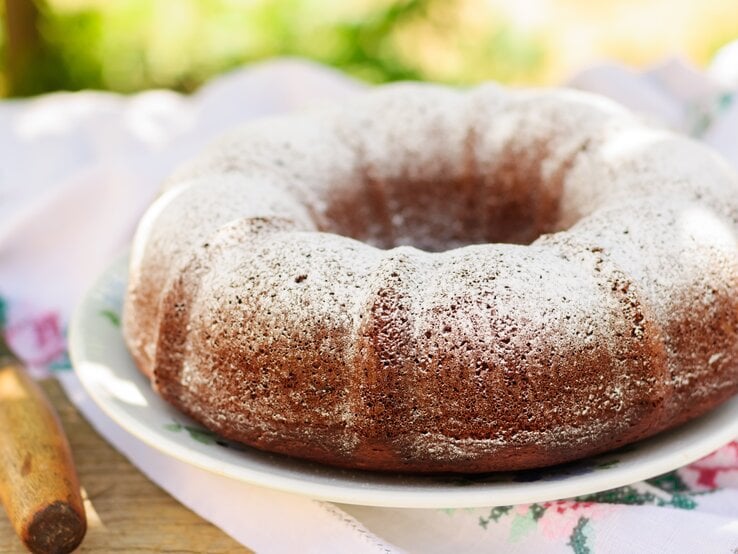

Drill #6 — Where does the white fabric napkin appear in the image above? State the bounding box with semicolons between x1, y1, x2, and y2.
3;46;738;552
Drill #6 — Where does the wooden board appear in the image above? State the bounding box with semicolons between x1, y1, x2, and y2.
0;379;250;553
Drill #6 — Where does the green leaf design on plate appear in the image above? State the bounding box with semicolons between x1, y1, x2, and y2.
183;425;219;445
99;308;120;327
595;459;619;470
162;421;220;445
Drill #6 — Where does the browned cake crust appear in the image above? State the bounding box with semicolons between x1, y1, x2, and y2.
123;83;738;473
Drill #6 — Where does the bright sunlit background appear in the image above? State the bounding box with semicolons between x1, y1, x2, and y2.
2;0;738;97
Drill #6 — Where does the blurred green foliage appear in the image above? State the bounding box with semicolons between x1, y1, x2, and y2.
0;0;545;97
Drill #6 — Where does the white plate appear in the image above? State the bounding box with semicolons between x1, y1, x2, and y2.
69;255;738;508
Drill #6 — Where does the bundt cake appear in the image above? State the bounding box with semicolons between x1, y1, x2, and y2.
123;83;738;473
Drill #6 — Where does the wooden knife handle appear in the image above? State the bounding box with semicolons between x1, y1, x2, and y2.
0;353;86;553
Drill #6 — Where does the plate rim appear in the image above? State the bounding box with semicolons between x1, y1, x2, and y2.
68;254;738;508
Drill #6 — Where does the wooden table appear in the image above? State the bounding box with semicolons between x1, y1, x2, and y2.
0;380;250;553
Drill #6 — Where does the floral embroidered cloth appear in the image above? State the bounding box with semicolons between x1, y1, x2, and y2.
3;48;738;552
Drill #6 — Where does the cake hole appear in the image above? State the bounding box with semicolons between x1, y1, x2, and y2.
317;139;569;252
